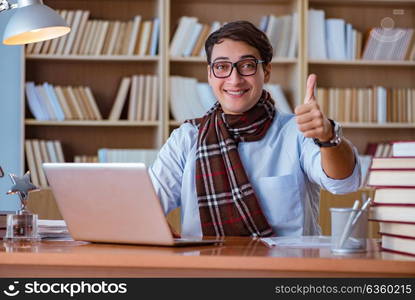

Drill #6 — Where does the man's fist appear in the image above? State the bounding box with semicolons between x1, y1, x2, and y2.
294;74;333;142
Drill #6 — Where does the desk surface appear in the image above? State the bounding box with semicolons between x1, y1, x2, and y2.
1;237;414;277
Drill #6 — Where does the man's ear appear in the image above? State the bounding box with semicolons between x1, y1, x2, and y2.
264;63;272;83
207;64;213;85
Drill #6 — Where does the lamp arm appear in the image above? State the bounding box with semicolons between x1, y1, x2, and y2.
0;0;18;12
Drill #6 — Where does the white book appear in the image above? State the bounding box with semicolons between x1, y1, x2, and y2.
44;83;65;121
149;17;160;56
31;139;48;187
83;87;103;120
85;20;99;55
105;21;121;55
150;76;158;121
48;10;68;54
277;15;292;57
36;85;56;120
54;86;73;120
55;10;75;55
66;87;85;120
25;82;47;120
25;140;40;187
196;83;216;111
46;141;58;163
376;86;387;124
94;21;110;55
170;76;194;121
135;75;146;120
53;140;65;162
128;75;138;120
345;23;353;60
200;21;220;57
186;77;206;118
182;22;203;57
326;18;347;60
287;12;298;58
71;10;90;55
63;10;83;55
88;20;103;55
138;20;152;56
127;15;142;55
78;20;93;55
264;84;292;114
143;75;152;121
266;15;282;57
308;9;327;60
109;77;131;121
170;16;198;56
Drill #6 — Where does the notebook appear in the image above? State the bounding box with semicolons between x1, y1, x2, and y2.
43;163;223;246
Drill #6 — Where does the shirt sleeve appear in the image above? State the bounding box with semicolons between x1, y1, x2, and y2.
148;123;197;214
299;128;362;195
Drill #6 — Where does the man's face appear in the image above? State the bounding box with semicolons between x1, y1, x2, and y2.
207;39;271;115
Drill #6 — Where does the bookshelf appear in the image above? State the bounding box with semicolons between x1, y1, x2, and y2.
20;1;415;230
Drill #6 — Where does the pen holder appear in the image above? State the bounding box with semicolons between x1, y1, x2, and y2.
330;208;367;253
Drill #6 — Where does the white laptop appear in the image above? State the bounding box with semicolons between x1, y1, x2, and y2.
43;163;223;247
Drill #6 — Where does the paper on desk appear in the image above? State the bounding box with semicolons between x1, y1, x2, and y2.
38;219;71;239
260;235;332;248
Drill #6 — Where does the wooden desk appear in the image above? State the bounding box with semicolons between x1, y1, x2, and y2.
0;238;414;278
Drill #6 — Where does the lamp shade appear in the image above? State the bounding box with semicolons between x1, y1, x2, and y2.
3;0;70;45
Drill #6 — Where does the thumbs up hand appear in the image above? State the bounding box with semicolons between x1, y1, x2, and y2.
294;74;333;142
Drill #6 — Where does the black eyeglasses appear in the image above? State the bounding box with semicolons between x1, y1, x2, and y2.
210;58;265;79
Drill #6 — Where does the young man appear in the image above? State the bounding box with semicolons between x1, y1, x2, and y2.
149;21;361;237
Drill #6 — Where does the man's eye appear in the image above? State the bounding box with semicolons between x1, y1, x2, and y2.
215;64;227;70
241;62;255;69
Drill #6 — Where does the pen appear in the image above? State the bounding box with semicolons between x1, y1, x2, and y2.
351;197;372;227
338;200;360;249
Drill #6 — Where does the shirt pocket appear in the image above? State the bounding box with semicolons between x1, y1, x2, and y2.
255;174;301;225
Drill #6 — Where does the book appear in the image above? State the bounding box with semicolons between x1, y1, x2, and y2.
325;18;347;60
150;76;158;121
54;86;73;120
135;75;146;120
31;139;48;187
127;16;142;55
56;10;75;55
127;75;138;120
109;77;131;120
25;82;47;120
367;169;415;187
381;234;415;256
137;20;152;56
308;9;327;59
373;187;415;205
82;87;103;120
94;21;110;55
71;10;90;55
63;10;83;55
369;205;415;224
149;17;160;56
191;24;210;57
25;140;40;187
371;157;415;169
44;83;65;121
379;222;415;238
392;141;415;157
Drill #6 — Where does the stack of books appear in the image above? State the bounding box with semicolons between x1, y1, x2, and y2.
367;156;415;257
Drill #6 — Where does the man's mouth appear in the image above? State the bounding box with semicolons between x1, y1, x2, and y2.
224;89;249;96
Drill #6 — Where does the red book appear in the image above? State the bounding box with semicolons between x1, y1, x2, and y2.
380;233;415;257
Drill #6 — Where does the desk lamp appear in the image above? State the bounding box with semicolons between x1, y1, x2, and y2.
1;0;69;242
1;0;70;45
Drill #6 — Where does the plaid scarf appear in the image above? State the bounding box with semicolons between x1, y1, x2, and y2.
187;90;275;237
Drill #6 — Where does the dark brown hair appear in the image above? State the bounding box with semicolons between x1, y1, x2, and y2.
205;20;273;65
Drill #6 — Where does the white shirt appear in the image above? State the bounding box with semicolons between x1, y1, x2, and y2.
149;112;361;237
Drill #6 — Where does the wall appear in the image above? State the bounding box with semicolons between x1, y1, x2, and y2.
0;8;24;211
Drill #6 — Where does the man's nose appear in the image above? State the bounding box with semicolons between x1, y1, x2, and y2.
227;67;244;83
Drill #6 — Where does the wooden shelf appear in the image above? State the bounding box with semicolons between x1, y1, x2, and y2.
342;123;415;128
170;56;297;64
309;59;415;67
25;120;159;127
26;55;160;62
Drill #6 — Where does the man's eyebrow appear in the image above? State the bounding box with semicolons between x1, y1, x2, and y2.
212;54;257;62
